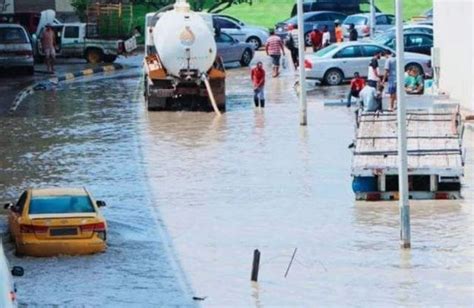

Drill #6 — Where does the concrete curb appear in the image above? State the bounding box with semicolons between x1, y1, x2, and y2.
9;63;124;113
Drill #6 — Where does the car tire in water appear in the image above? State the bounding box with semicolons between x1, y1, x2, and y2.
240;48;253;67
405;63;424;77
246;36;262;50
324;68;344;86
85;48;104;64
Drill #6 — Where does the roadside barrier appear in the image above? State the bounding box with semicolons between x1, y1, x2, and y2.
9;63;123;113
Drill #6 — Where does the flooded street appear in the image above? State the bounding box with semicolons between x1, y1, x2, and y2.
0;52;473;306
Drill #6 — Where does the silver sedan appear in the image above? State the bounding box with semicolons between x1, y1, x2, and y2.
304;42;430;86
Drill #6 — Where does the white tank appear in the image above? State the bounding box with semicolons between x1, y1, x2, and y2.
153;1;217;77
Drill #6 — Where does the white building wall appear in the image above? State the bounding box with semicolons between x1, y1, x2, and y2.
434;0;474;111
55;0;74;12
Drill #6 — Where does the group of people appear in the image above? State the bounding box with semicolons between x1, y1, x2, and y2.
348;51;427;113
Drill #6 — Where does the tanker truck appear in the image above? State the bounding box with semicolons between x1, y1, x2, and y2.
143;0;226;112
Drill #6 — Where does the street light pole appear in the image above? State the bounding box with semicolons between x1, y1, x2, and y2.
297;0;307;126
395;0;411;249
370;0;376;38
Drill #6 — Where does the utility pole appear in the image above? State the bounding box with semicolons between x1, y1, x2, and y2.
370;0;376;38
395;0;411;249
296;0;307;126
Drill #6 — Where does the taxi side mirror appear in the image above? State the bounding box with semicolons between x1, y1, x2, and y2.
96;200;106;207
11;266;24;277
4;202;12;209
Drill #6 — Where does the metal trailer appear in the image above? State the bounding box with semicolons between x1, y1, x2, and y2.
351;107;464;201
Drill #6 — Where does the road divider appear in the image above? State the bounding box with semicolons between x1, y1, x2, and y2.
9;63;123;113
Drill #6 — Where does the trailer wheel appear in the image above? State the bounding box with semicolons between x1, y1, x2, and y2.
86;48;103;64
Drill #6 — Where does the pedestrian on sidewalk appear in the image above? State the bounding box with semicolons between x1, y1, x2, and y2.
251;61;266;108
310;25;323;52
41;24;56;73
347;72;365;107
265;29;285;78
335;20;344;43
349;23;358;41
383;52;397;111
367;51;382;87
322;26;331;47
289;24;300;69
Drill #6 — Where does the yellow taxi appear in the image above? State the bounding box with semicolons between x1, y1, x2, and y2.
4;188;107;257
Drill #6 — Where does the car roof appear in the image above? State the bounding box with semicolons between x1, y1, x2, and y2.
347;13;391;18
304;10;347;16
0;23;27;29
31;188;89;197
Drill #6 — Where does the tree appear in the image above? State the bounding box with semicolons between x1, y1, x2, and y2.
71;0;89;21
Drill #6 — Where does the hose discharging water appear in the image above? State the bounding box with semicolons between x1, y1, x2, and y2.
201;74;221;116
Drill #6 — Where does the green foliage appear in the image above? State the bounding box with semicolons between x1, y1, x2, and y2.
71;0;88;22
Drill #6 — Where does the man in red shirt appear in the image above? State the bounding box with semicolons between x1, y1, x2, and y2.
347;72;365;107
310;26;322;52
251;61;266;108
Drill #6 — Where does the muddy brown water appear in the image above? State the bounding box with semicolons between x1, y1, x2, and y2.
0;52;472;306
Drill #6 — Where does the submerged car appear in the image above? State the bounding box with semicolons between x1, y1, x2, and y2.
5;188;107;257
1;241;23;308
0;23;34;74
304;41;430;85
216;32;254;67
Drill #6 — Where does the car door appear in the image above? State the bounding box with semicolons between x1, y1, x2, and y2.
360;45;389;78
216;33;236;64
405;33;433;55
216;17;246;42
61;25;82;57
333;45;365;78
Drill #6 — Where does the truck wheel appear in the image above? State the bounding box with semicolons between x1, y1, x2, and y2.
104;55;117;63
240;49;253;67
86;49;103;64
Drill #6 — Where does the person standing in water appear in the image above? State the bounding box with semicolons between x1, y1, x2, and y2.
251;61;266;108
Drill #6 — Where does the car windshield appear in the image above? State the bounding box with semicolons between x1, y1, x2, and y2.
29;196;95;214
373;34;392;45
314;44;339;57
0;28;28;44
343;16;367;26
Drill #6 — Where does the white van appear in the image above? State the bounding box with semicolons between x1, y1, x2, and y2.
0;241;23;308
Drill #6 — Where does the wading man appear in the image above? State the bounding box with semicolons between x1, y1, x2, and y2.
41;24;56;73
251;61;266;108
265;29;285;78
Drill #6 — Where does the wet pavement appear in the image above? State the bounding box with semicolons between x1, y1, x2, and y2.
0;51;473;306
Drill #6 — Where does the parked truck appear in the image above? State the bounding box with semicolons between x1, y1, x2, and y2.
32;10;137;63
143;0;226;112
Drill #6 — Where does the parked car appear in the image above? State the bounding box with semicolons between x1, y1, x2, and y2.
290;0;380;17
1;241;23;308
213;14;269;50
275;11;347;46
304;41;430;85
0;23;34;74
342;13;395;38
4;187;108;257
374;32;433;55
381;24;433;37
216;32;254;67
31;10;136;63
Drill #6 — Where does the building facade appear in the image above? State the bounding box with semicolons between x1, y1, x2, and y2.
433;0;474;111
0;0;74;14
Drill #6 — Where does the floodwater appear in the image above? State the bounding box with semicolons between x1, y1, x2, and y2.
1;52;473;307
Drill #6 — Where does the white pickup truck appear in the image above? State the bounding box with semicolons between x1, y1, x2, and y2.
32;10;137;63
